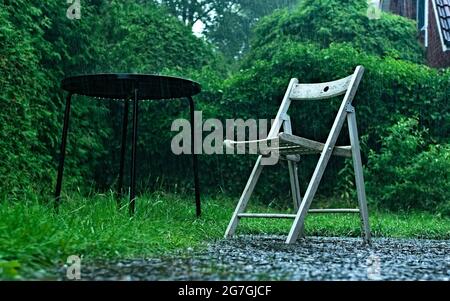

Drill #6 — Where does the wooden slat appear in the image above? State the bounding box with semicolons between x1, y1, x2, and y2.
238;213;296;219
308;208;359;213
279;133;352;157
282;154;301;162
289;75;353;100
238;209;359;219
224;134;352;158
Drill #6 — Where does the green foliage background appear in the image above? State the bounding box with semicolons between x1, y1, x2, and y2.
0;0;217;196
0;0;448;215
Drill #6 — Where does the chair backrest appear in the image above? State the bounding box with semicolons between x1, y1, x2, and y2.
267;66;364;139
289;74;353;100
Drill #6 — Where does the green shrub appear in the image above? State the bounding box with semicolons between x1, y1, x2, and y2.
0;3;54;197
367;117;450;215
215;42;449;200
250;0;424;64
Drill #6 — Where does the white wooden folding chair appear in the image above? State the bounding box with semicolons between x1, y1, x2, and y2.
224;66;371;244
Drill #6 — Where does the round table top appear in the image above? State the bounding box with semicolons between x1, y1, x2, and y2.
61;73;201;100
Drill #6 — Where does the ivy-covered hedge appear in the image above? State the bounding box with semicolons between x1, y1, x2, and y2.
0;0;215;198
250;0;425;64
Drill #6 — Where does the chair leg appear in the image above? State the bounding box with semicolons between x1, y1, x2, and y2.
224;155;264;238
287;161;305;237
287;161;301;212
347;111;371;244
283;115;302;215
286;99;351;244
286;140;339;244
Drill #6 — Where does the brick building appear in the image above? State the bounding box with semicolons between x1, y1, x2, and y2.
380;0;450;68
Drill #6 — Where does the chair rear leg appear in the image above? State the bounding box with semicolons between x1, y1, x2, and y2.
347;111;371;244
288;161;301;212
284;115;302;227
286;170;321;244
287;161;305;237
225;155;264;238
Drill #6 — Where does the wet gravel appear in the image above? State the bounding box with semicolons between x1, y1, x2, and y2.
59;236;450;281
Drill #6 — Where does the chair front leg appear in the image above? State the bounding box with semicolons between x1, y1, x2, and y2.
347;109;371;244
224;155;264;238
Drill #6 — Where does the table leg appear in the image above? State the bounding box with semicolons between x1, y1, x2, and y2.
188;96;201;217
117;100;129;205
54;93;73;212
129;90;139;215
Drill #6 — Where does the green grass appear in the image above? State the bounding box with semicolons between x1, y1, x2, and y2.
0;192;449;279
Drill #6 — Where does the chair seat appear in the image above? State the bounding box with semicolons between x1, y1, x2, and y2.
224;132;352;158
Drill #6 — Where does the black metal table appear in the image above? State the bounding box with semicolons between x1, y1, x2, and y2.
55;73;202;216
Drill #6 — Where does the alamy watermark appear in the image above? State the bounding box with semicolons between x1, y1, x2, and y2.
367;0;382;20
67;0;81;20
366;254;382;280
170;111;279;165
66;255;81;280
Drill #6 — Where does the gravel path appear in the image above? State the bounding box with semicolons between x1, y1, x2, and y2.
62;236;450;281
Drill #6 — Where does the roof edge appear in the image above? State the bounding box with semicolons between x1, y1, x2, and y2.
432;0;450;52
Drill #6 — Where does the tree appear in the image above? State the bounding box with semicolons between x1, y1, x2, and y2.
157;0;220;28
156;0;299;59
